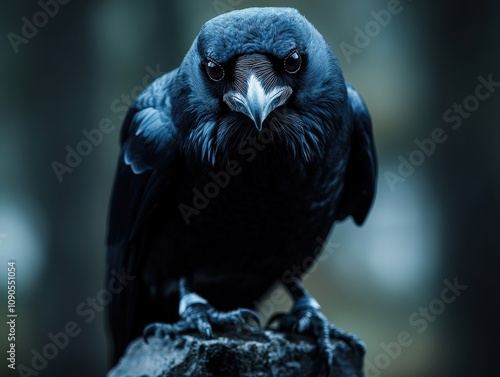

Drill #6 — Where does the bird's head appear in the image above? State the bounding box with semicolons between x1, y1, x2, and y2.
175;7;349;167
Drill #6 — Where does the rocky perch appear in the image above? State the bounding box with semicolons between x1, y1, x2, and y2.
108;327;365;377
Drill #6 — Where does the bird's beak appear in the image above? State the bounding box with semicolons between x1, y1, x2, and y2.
223;75;292;131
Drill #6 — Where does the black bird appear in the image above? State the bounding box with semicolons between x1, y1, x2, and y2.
107;6;377;372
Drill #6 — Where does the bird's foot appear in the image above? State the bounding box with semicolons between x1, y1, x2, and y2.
143;293;260;342
267;297;365;377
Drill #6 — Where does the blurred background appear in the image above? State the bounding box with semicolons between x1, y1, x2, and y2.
0;0;499;376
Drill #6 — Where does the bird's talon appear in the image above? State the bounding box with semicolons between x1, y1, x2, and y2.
240;308;261;326
143;323;160;343
201;323;213;339
270;305;350;376
330;326;366;357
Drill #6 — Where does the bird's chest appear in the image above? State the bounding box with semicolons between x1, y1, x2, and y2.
179;161;309;228
145;159;343;304
172;160;338;261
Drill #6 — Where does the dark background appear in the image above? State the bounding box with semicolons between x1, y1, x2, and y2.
0;0;499;376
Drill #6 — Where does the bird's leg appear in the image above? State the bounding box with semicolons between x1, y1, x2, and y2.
143;277;260;341
267;275;365;375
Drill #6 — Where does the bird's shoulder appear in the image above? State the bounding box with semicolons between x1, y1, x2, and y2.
135;68;178;110
120;68;181;175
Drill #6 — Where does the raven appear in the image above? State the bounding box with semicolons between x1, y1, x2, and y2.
107;7;377;372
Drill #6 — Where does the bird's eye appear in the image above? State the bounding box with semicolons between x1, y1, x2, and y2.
284;50;302;73
205;59;225;81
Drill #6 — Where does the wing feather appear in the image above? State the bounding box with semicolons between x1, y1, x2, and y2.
336;82;377;225
106;69;180;362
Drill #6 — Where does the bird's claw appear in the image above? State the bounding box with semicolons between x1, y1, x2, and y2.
143;320;190;343
143;304;260;343
267;304;365;377
142;323;156;343
238;308;261;327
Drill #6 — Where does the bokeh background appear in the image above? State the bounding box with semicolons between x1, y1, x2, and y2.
1;0;499;376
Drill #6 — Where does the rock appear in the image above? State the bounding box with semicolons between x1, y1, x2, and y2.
108;327;365;377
